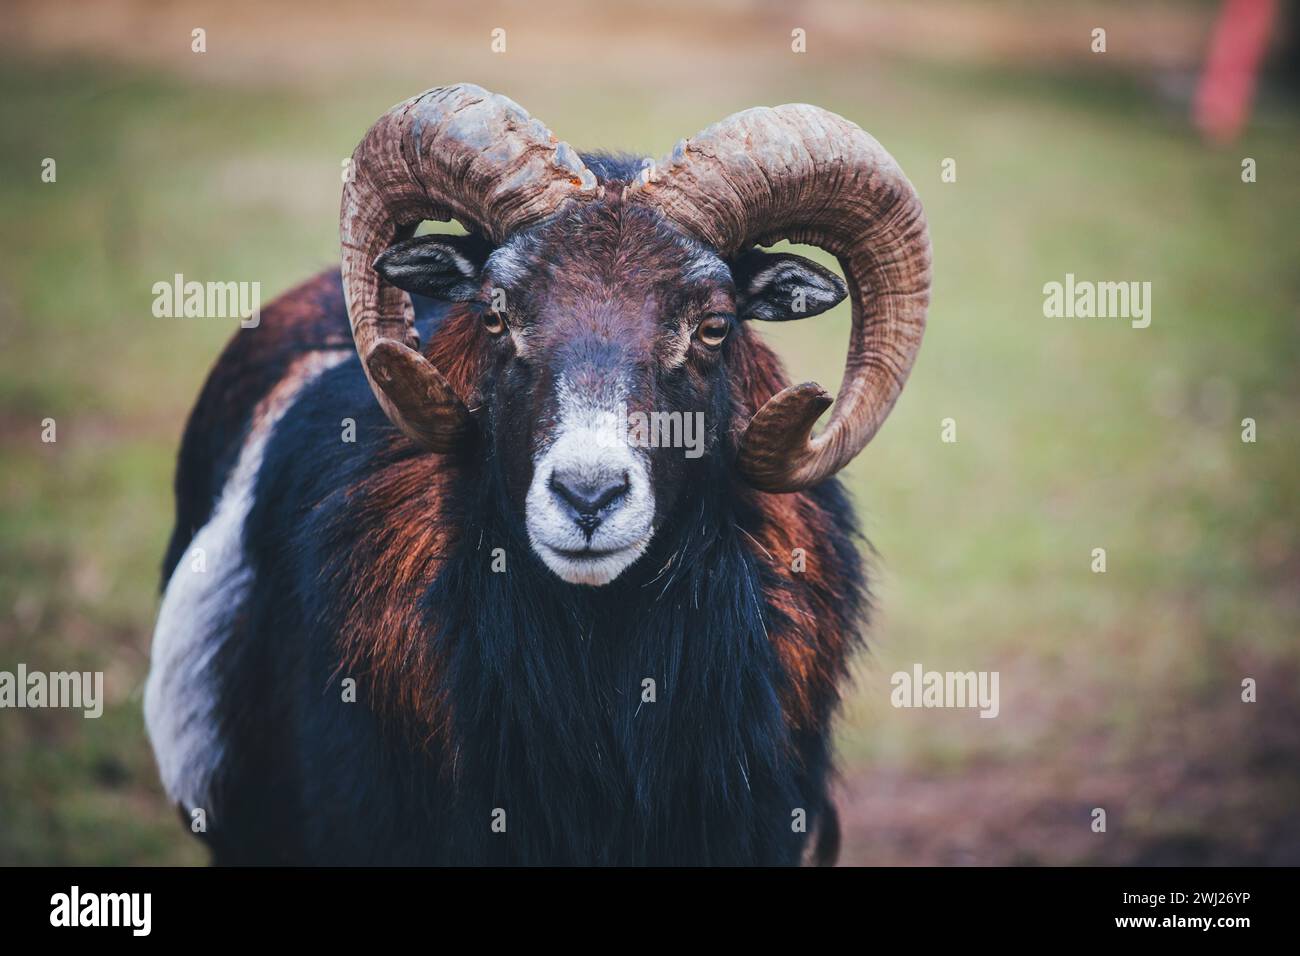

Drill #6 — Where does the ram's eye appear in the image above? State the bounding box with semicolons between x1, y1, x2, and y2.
483;308;507;336
696;314;731;348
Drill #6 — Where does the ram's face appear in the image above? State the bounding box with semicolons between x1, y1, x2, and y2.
377;203;847;586
485;205;736;585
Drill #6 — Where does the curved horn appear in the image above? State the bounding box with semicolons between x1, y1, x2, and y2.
341;83;598;450
630;105;930;492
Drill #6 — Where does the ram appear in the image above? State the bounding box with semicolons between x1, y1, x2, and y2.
144;84;930;865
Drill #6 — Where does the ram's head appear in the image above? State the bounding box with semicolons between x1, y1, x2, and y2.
341;84;930;585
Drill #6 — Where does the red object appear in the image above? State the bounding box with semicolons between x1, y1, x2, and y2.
1194;0;1278;143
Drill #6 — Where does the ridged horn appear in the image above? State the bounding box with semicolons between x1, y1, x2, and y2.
340;83;597;449
631;104;930;492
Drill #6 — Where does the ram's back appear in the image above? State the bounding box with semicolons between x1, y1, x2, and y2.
159;270;455;583
158;272;342;580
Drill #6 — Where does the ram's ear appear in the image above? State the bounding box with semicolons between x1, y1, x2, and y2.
732;249;847;322
373;233;494;301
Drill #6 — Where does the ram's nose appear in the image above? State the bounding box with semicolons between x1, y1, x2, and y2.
548;469;630;536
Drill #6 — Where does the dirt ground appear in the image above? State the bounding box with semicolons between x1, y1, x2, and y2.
837;670;1300;865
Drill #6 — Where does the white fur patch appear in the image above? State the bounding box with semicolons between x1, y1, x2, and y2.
680;244;729;284
485;242;530;288
525;376;655;586
144;351;347;815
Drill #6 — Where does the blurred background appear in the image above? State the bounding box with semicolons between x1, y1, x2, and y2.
1;0;1297;865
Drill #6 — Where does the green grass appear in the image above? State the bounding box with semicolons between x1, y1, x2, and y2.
1;43;1297;864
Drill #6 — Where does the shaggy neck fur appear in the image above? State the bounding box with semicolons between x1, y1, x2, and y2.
421;423;819;863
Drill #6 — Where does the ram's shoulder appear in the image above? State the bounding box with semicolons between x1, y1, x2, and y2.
161;271;354;581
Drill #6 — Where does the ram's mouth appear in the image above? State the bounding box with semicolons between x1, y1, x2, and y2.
549;545;626;559
532;535;652;587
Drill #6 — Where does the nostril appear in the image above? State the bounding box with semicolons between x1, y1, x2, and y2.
549;471;630;523
588;473;630;513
